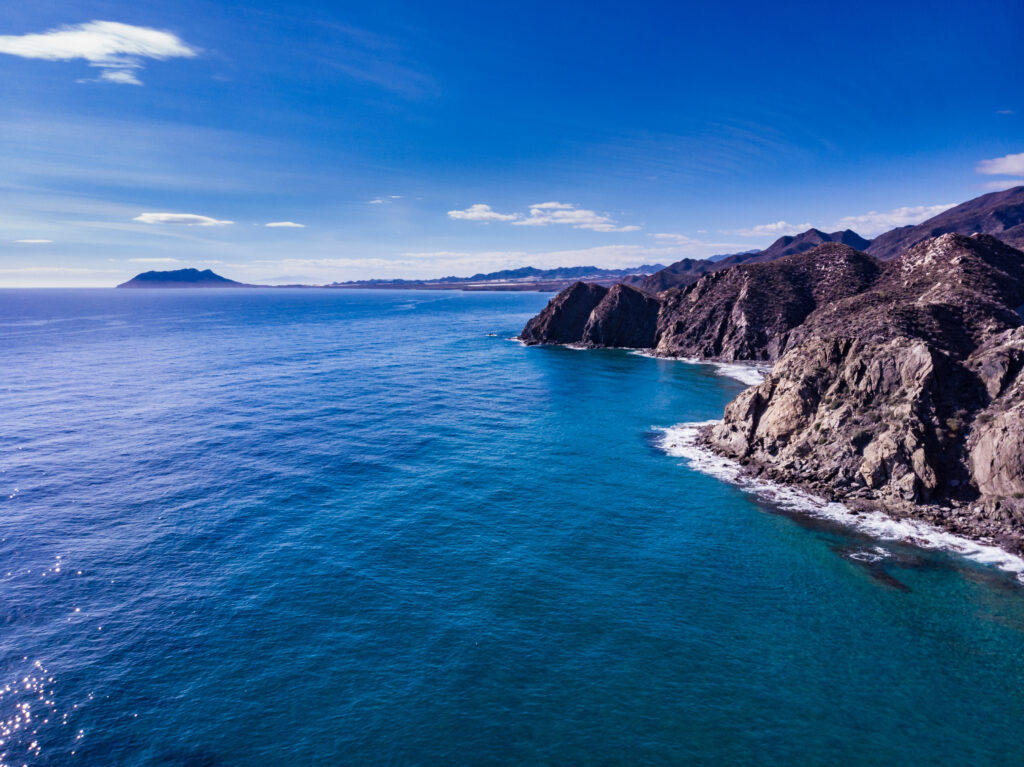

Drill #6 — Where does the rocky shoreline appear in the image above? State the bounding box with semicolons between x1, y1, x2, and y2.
520;214;1024;559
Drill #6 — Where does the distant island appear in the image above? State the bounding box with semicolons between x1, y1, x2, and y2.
115;264;669;291
520;185;1024;557
117;268;251;289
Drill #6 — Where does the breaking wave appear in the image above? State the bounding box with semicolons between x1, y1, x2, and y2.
655;421;1024;583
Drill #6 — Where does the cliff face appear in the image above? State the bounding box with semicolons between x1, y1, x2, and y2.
703;234;1024;552
580;284;661;348
521;230;1024;553
635;228;872;292
521;242;882;359
520;282;608;344
654;244;881;361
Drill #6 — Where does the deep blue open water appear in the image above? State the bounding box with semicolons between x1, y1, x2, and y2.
3;288;1024;766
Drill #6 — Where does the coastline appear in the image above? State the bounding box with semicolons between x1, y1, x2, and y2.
518;337;1024;582
628;349;770;386
657;421;1024;584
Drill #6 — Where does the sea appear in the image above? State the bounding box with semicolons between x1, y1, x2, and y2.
3;287;1024;766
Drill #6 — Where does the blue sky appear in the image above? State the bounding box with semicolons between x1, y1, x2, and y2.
0;0;1022;286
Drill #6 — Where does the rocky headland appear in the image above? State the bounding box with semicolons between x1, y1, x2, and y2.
520;186;1024;557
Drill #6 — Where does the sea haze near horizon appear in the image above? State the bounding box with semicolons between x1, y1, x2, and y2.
3;288;1024;765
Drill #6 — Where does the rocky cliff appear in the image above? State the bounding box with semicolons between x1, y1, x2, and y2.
703;234;1024;553
521;229;1024;554
654;244;881;360
635;228;872;292
520;282;609;344
522;242;882;360
580;284;661;348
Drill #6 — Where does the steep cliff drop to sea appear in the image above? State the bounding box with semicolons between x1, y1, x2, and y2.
520;187;1024;575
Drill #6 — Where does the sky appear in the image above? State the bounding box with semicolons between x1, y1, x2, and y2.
0;0;1022;286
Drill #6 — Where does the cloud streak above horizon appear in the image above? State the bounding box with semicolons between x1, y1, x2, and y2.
448;201;639;232
134;212;233;226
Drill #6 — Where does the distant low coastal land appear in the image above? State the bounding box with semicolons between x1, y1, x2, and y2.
116;264;669;291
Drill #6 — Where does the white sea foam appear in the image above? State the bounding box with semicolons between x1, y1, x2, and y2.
849;547;891;563
629;351;769;386
656;421;1024;583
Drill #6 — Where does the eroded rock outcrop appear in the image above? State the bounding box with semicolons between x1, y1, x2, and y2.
654;243;881;360
580;284;661;348
520;218;1024;554
521;242;882;360
702;234;1024;552
520;282;608;345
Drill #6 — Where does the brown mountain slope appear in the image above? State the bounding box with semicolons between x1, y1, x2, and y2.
520;242;882;360
867;186;1024;260
654;244;882;360
636;228;871;292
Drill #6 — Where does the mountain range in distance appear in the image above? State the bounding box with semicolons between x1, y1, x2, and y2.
117;185;1024;291
116;264;667;290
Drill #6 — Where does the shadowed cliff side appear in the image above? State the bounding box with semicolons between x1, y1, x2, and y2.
520;282;608;344
520;230;1024;555
580;284;662;348
654;243;881;360
520;242;882;360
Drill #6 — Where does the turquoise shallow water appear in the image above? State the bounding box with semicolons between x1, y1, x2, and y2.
2;288;1024;766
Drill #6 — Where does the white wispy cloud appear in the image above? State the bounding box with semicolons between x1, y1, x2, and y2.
98;69;141;85
651;233;701;245
733;203;956;240
976;152;1024;176
129;257;179;263
996;110;1015;116
14;239;53;243
448;201;639;231
447;203;520;222
734;220;813;237
0;20;198;85
134;212;233;226
983;179;1024;191
0;267;117;273
832;204;954;236
265;221;305;228
514;201;640;232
